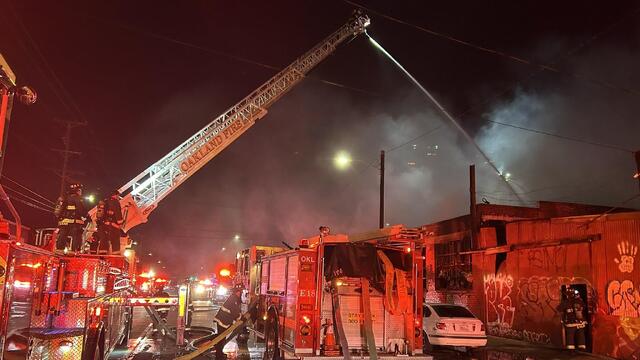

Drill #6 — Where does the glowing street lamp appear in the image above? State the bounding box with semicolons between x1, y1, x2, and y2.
333;151;353;170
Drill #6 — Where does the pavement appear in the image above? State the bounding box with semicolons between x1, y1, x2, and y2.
109;306;611;360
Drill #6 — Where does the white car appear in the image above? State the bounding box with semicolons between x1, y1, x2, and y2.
422;303;487;351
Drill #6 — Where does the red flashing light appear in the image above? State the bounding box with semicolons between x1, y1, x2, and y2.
219;268;231;277
15;242;22;246
405;247;412;253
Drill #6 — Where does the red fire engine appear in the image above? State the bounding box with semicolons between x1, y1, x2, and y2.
0;240;136;359
237;226;430;359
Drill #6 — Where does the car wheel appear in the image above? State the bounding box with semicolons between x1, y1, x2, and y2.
422;331;433;353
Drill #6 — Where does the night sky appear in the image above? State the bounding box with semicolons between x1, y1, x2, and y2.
2;0;639;279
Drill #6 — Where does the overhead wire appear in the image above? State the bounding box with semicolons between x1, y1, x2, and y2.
5;0;89;124
70;11;379;97
580;192;640;228
344;0;640;97
485;119;634;153
2;184;55;211
2;176;55;205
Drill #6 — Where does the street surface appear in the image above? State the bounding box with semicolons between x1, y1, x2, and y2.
108;304;607;360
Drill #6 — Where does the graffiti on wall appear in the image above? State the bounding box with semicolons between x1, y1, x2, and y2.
486;322;551;344
518;276;592;321
614;241;637;274
606;280;640;317
526;247;567;273
484;274;516;327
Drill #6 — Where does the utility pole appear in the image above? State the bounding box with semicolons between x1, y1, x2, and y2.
469;165;477;249
635;150;640;192
379;150;385;229
52;119;84;196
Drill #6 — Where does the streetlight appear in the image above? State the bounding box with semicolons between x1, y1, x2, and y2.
332;150;386;229
333;151;353;170
234;234;240;241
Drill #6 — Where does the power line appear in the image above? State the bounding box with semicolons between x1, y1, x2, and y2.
5;0;89;124
6;195;53;213
1;175;54;205
485;119;634;153
70;11;379;97
345;0;640;97
580;192;640;228
386;125;442;152
2;184;54;211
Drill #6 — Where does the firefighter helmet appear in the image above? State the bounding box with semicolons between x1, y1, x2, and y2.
68;183;83;193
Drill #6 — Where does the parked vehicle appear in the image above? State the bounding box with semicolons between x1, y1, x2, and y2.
422;303;487;351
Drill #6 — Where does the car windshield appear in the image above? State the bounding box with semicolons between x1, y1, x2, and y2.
430;304;475;318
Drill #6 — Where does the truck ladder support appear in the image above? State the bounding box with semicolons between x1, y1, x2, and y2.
142;304;176;341
175;299;258;360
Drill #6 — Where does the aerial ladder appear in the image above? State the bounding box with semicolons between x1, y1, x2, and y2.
91;11;370;234
84;11;370;357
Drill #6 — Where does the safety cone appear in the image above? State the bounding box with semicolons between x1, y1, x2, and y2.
322;320;340;356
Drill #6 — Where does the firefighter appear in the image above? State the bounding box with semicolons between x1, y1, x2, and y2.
559;286;587;351
213;284;243;360
95;191;123;254
55;183;89;252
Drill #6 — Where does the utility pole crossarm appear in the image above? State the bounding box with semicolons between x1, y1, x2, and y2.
112;12;370;232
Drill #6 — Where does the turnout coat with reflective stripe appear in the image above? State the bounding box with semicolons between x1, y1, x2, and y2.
214;293;242;329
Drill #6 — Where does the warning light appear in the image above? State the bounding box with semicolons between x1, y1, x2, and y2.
219;268;231;277
58;340;73;353
405;247;412;253
302;315;311;324
95;307;102;317
15;242;22;246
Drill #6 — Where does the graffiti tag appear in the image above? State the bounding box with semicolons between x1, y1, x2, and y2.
484;274;516;327
614;241;637;273
607;280;640;317
518;276;592;321
526;246;567;273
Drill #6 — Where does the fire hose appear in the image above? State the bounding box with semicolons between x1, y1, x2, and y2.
377;250;410;315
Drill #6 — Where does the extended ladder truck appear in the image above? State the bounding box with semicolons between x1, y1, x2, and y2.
1;11;374;360
235;226;432;360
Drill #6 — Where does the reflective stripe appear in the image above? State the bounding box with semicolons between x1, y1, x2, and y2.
66;205;76;210
58;219;85;225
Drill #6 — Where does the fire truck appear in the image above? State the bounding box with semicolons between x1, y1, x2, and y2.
237;226;430;360
0;240;136;360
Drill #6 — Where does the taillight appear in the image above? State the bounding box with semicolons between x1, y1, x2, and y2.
435;322;446;330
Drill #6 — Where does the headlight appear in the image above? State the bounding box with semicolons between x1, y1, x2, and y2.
216;285;228;296
195;284;206;294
